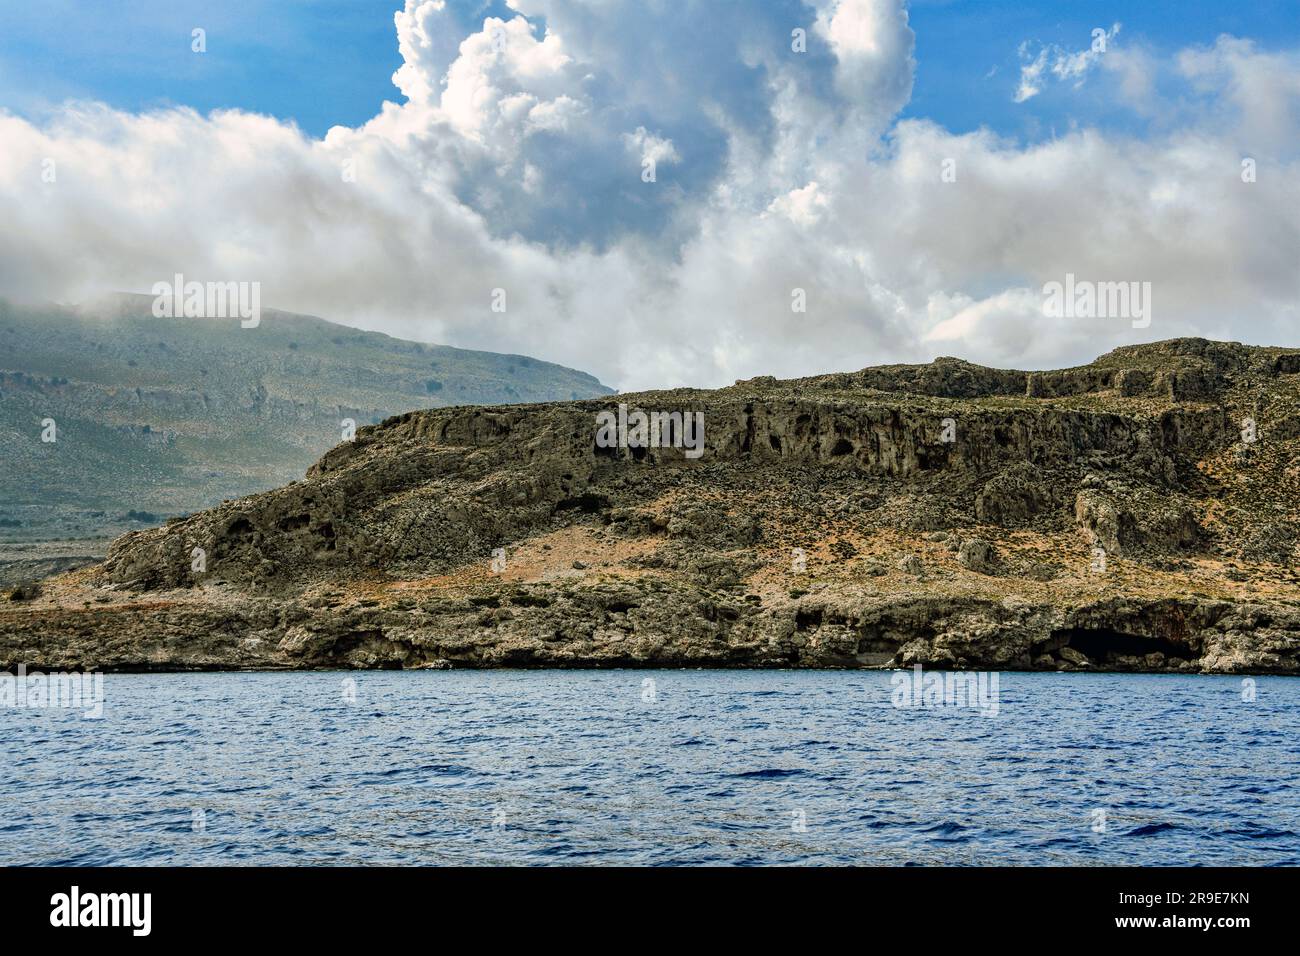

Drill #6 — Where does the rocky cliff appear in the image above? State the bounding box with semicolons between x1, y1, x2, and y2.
3;338;1298;673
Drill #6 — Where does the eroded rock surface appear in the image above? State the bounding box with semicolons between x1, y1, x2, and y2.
3;338;1299;673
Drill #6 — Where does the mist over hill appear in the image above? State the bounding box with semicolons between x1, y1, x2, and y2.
0;294;613;544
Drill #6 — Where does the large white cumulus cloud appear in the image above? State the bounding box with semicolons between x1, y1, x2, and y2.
1;0;1297;389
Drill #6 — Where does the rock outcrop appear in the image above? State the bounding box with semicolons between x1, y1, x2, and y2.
3;338;1298;673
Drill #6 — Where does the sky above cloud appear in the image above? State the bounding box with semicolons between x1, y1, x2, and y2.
0;0;1297;390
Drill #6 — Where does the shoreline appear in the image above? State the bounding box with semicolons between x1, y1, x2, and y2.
2;662;1296;676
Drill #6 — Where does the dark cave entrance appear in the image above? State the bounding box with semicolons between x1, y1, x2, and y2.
1044;627;1194;665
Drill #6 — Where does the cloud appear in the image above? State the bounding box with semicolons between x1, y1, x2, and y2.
1015;24;1121;102
1;4;1298;391
1178;36;1300;156
1014;46;1047;103
623;126;680;168
1053;24;1121;82
813;0;916;113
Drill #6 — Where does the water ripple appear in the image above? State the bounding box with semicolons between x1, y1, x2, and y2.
1;671;1297;865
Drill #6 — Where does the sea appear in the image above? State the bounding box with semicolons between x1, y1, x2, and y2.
1;670;1296;866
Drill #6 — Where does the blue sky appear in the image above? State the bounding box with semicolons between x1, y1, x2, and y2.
3;0;1296;140
1;1;1297;389
905;0;1300;136
0;0;407;133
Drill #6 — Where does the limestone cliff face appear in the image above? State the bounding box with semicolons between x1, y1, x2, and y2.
3;338;1299;673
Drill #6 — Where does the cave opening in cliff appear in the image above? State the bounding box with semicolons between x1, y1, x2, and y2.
1047;627;1194;664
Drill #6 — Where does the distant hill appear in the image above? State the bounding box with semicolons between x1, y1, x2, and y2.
0;294;613;542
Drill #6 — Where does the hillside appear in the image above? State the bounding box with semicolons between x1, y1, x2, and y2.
0;295;612;543
3;338;1299;673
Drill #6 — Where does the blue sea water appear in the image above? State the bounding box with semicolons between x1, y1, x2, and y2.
1;671;1296;866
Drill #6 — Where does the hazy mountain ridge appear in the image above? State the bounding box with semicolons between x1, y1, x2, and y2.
0;295;613;541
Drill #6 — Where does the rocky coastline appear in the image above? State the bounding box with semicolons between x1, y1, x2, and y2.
4;338;1298;674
